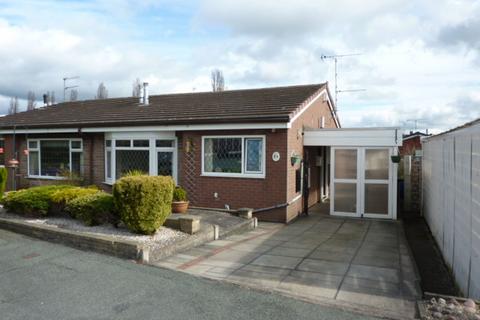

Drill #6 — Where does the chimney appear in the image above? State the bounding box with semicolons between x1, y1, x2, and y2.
43;94;48;107
142;82;149;105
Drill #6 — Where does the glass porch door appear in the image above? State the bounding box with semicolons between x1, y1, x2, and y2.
331;147;393;219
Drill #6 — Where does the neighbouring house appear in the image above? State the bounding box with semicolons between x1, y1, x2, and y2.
0;83;401;222
399;131;430;156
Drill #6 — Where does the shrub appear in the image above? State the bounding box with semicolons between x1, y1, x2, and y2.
50;186;99;213
173;186;188;202
113;175;175;235
1;185;72;216
0;167;7;197
66;192;117;226
124;169;147;177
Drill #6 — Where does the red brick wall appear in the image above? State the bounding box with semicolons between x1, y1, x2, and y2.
286;92;338;222
178;129;289;222
2;133;105;190
400;136;422;156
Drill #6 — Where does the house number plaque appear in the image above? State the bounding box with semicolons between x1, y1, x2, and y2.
272;152;280;162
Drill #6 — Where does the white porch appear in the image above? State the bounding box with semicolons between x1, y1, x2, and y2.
304;127;402;220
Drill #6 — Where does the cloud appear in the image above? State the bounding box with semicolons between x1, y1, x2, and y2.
0;0;478;133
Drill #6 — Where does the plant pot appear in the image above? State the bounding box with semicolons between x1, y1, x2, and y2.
172;201;189;214
391;155;401;163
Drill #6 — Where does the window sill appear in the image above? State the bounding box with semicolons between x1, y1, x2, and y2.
200;173;265;179
27;176;67;180
103;181;113;186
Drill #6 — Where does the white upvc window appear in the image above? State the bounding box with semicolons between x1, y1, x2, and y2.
201;135;266;178
104;133;177;185
27;139;83;179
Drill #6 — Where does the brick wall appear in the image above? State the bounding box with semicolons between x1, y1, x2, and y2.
286;92;338;222
410;156;422;213
178;129;289;222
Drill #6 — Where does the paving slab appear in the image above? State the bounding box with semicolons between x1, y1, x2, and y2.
250;254;302;269
155;208;420;320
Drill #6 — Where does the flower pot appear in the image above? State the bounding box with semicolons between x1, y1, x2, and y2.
391;155;401;163
172;201;189;214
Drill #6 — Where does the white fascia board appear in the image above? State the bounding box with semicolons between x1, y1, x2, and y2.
304;128;402;147
0;122;289;134
83;123;288;132
0;128;79;134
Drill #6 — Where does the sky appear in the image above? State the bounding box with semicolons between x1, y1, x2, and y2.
0;0;479;133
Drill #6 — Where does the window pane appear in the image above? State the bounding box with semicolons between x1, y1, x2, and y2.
116;140;130;147
106;150;112;179
157;152;173;176
133;140;149;147
365;183;388;214
334;149;357;179
71;152;83;175
71;140;82;149
156;140;174;148
295;168;302;193
365;149;389;180
334;183;356;213
115;150;149;178
40;140;69;176
105;140;112;147
28;140;38;149
204;138;241;173
245;138;263;172
29;151;39;175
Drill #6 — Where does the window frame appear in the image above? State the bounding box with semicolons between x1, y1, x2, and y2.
201;135;266;179
27;138;83;180
104;135;177;185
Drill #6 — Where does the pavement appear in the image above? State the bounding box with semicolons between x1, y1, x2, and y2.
154;204;422;319
0;228;383;320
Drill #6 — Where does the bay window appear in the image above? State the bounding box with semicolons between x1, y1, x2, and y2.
27;139;83;178
202;136;265;178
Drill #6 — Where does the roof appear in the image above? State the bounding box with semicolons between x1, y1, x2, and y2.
402;131;431;141
0;83;330;130
424;117;480;141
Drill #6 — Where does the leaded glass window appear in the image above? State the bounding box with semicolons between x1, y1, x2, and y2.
115;150;149;178
203;136;264;177
157;152;173;176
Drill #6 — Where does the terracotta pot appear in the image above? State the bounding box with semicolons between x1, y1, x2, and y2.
172;201;189;214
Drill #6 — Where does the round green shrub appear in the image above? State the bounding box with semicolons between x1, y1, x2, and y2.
66;192;117;226
173;186;188;202
113;175;175;235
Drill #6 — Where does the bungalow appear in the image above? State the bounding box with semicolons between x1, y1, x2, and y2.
0;83;401;222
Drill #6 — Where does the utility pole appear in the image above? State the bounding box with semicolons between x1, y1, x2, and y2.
63;76;79;102
320;53;364;111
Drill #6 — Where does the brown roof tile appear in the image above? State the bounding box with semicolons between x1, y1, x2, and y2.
0;83;326;129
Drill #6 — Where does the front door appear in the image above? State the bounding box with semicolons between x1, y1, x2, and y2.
331;147;393;219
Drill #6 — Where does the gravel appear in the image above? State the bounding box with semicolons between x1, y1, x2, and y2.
0;210;189;247
424;297;480;320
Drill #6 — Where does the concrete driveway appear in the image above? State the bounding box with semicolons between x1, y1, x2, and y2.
155;206;421;319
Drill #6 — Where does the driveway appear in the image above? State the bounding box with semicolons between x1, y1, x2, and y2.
155;206;421;319
0;228;383;320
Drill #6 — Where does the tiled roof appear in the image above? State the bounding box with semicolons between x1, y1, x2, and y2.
0;83;326;129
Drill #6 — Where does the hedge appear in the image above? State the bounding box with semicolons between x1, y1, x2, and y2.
50;186;100;214
2;185;72;216
113;175;175;235
66;192;117;226
0;167;7;197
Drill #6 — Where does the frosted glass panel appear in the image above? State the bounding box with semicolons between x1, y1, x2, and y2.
365;149;389;180
334;183;357;213
334;149;357;179
365;184;388;214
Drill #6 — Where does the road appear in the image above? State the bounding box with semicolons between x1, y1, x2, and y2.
0;229;381;320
